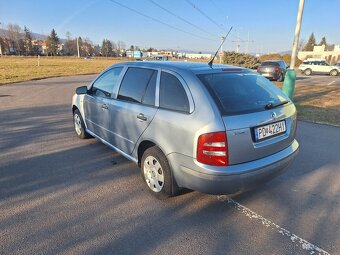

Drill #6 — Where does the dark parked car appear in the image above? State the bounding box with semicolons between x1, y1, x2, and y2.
257;60;289;81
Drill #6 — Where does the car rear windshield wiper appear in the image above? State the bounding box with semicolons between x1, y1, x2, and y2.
265;100;289;110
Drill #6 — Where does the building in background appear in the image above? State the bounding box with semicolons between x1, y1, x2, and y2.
185;53;212;59
298;45;340;64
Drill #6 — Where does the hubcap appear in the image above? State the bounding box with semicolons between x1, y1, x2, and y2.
143;156;164;193
74;114;82;135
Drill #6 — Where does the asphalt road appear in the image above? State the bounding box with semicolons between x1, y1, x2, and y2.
295;73;340;86
0;74;339;255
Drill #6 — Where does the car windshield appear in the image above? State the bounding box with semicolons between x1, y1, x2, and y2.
198;72;288;115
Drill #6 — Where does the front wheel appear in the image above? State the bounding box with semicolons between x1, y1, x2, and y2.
141;146;179;199
73;109;91;139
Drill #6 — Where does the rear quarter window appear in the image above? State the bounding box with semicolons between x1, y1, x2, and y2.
198;72;288;115
160;72;190;113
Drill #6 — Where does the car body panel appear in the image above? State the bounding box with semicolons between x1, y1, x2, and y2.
223;103;297;165
107;99;158;155
168;140;299;194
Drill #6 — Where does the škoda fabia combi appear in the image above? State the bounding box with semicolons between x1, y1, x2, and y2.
72;61;299;199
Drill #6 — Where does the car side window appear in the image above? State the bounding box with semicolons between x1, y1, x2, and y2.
118;67;157;104
91;67;123;98
160;71;190;113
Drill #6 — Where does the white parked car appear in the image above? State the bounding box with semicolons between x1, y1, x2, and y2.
299;58;339;76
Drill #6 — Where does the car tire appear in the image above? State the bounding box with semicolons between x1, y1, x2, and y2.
304;69;312;76
73;109;91;139
278;72;284;82
141;146;179;199
330;69;338;76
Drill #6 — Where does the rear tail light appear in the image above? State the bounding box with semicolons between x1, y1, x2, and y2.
197;132;228;166
274;67;280;72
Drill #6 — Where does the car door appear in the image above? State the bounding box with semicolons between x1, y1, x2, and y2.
108;67;158;155
319;61;331;74
312;61;323;74
84;67;124;141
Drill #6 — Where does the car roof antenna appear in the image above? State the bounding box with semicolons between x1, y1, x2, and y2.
208;26;233;68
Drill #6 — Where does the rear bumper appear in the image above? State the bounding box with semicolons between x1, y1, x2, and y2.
168;140;299;195
258;71;280;80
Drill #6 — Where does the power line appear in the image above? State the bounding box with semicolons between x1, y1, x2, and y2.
108;0;216;41
148;0;219;38
185;0;226;32
206;0;246;42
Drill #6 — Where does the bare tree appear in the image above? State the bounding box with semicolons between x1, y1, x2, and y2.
111;41;117;50
6;23;22;54
65;31;72;41
298;38;305;51
117;40;126;51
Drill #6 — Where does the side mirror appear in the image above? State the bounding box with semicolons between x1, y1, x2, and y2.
76;86;88;95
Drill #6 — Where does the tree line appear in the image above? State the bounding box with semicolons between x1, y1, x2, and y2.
222;51;304;68
0;23;130;57
302;33;334;51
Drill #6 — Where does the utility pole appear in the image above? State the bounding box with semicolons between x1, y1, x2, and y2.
282;0;305;99
77;37;80;58
290;0;305;68
246;32;250;54
232;33;253;54
0;22;2;56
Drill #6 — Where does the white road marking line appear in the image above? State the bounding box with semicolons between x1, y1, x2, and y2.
217;195;330;255
327;81;335;85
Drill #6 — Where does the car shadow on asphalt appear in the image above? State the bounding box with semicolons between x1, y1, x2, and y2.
0;104;338;254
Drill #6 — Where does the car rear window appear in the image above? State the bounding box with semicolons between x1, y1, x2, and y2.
261;62;279;67
198;72;287;115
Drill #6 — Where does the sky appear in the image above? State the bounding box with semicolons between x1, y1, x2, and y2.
0;0;339;53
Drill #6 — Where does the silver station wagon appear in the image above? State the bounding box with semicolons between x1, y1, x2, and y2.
72;61;299;199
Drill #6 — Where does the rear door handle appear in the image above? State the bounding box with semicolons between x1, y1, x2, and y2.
137;113;147;121
101;104;108;110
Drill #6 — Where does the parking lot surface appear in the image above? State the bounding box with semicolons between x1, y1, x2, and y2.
0;74;339;255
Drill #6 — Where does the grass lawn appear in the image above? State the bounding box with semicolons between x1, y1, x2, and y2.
0;56;128;85
275;79;340;127
1;56;339;126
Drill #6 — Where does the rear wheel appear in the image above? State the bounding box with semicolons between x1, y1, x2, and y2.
141;146;179;199
330;69;338;76
304;69;312;76
278;72;284;82
73;109;91;139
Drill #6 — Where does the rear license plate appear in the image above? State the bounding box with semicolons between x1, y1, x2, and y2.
255;121;286;141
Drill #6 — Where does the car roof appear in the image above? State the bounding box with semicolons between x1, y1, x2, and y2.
261;60;282;63
305;58;326;61
111;61;248;74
